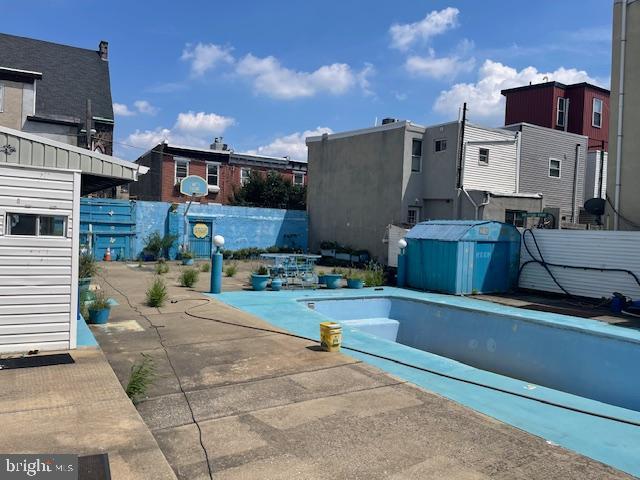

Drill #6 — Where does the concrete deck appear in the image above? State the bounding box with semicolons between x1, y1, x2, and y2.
92;261;630;479
0;347;177;479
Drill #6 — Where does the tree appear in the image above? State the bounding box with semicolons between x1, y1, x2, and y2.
229;170;306;210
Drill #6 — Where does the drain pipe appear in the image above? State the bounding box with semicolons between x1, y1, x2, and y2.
461;188;491;220
571;143;581;224
614;0;628;230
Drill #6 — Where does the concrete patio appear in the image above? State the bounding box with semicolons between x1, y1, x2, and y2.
90;261;631;479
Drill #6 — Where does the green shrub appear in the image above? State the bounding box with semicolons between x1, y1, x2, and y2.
346;269;364;281
126;353;155;403
179;268;199;288
200;262;211;272
363;261;385;287
181;251;194;260
155;259;169;275
79;253;97;278
146;277;168;307
143;232;177;260
224;262;238;277
89;289;110;310
254;265;269;276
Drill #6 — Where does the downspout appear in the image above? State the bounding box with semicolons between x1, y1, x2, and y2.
515;130;521;193
572;143;581;223
614;0;628;230
461;188;491;220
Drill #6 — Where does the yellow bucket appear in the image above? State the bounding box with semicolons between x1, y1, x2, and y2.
320;322;342;352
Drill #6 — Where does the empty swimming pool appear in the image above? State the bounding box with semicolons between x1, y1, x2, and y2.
310;296;640;412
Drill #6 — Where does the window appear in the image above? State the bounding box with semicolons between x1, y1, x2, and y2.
174;158;189;184
407;208;419;226
557;97;566;127
411;139;422;172
206;163;219;186
293;172;305;186
505;210;527;228
478;148;490;165
0;82;4;112
240;168;251;186
549;158;561;178
592;98;603;128
6;213;66;236
434;139;447;152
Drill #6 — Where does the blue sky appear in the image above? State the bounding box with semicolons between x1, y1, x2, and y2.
4;1;613;160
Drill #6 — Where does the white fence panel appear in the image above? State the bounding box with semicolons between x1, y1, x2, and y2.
519;229;640;299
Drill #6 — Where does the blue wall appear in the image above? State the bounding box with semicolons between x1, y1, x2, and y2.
133;201;308;258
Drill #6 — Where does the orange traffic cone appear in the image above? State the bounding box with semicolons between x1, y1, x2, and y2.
104;247;112;262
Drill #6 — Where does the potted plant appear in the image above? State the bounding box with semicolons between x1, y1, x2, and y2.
324;268;343;289
270;276;283;291
181;251;194;266
79;253;96;292
88;290;111;325
347;270;365;289
251;265;270;291
320;241;337;258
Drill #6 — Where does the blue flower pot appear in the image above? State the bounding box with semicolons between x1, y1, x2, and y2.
251;274;270;291
347;278;364;289
182;258;194;266
317;275;327;285
270;278;283;291
324;274;343;289
88;307;110;325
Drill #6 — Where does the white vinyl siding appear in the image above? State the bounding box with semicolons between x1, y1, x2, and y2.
462;125;518;192
0;163;79;353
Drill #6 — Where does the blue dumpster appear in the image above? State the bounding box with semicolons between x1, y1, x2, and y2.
404;220;521;295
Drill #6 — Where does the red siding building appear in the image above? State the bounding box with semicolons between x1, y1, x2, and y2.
502;81;610;151
129;139;307;204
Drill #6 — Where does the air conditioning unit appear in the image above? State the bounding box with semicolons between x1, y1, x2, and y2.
208;185;220;193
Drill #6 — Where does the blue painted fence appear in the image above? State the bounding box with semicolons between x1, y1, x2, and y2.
80;199;308;260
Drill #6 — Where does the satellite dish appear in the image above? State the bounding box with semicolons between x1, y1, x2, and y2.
584;198;605;216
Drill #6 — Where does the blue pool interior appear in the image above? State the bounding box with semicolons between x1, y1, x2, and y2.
214;287;640;477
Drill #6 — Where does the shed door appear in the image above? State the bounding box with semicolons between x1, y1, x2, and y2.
189;220;213;258
473;242;509;293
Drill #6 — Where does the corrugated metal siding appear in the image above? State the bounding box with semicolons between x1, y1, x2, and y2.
0;163;79;353
0;125;137;182
462;125;517;192
80;198;136;260
519;229;640;299
508;124;587;221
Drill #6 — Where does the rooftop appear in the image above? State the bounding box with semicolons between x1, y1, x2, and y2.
501;80;610;96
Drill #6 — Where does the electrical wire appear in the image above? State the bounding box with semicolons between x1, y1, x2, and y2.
98;274;214;480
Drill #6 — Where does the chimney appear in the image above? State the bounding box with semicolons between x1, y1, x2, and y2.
99;41;109;61
210;137;226;150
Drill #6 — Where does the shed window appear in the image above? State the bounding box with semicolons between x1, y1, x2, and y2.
478;148;489;165
549;158;561;178
293;172;305;185
240;168;251;186
206;163;219;186
557;97;567;127
434;139;447;152
592;98;603;128
175;159;189;184
411;139;422;172
7;213;66;237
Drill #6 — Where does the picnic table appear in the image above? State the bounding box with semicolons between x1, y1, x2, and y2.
259;253;322;288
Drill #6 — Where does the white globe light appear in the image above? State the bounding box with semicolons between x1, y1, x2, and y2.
213;235;225;247
398;238;408;249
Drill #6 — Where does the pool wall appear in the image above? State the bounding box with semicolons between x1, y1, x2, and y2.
312;297;640;412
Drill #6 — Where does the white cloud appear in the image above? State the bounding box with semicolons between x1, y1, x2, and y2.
235;54;371;99
405;49;475;80
113;103;135;116
390;7;459;50
248;127;333;161
181;42;234;77
122;111;235;152
133;100;158;115
434;60;601;124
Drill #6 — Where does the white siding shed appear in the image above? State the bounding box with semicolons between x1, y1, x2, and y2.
0;163;80;353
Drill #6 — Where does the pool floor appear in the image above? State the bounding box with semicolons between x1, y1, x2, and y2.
214;287;640;477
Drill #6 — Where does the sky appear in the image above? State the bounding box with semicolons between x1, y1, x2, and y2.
3;1;613;161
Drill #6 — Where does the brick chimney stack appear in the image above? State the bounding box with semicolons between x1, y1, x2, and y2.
99;40;108;61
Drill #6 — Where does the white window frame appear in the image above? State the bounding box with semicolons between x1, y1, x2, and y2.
411;138;422;173
293;172;305;186
407;207;419;226
557;97;566;127
478;148;490;165
240;168;251;186
5;212;68;238
174;158;189;185
0;82;4;113
592;98;603;128
548;157;561;178
206;162;219;187
434;139;447;152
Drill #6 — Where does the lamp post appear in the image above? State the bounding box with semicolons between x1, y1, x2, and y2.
210;235;225;294
397;238;408;288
